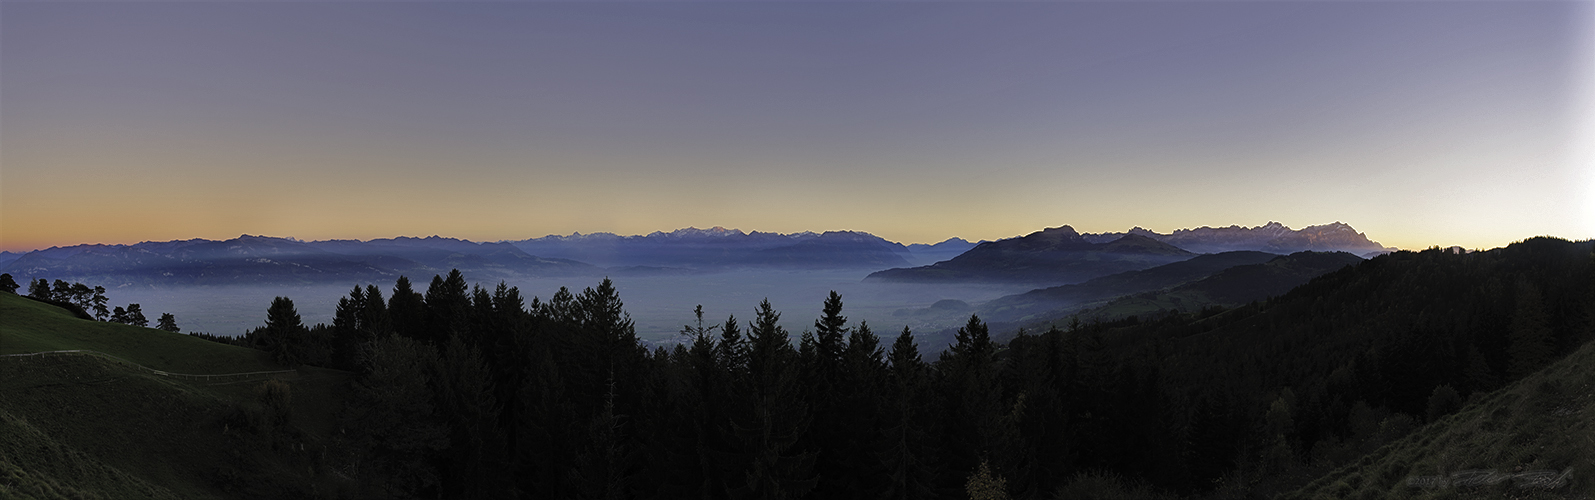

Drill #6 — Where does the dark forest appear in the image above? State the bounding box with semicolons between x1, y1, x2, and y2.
164;237;1595;498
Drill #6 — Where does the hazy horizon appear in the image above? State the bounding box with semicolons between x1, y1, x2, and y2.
1;219;1417;253
93;269;1031;345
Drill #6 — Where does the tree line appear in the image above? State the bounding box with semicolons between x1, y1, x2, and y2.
221;237;1593;499
2;273;179;332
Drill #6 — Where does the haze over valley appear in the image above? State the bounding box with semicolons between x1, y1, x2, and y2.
3;221;1393;345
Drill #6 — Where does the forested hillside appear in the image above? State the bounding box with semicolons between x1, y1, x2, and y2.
6;237;1591;499
205;237;1589;498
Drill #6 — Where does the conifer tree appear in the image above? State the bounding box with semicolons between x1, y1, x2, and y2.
1508;280;1555;378
51;280;71;303
726;299;817;499
965;460;1009;500
28;279;50;300
340;335;448;496
334;286;370;370
90;286;109;321
68;283;93;311
125;303;148;327
260;297;308;366
389;276;428;342
569;378;637;500
718;315;748;376
938;314;1002;488
425;270;472;344
434;335;506;498
156;313;179;332
881;326;938;500
813;291;848;379
573;279;641;414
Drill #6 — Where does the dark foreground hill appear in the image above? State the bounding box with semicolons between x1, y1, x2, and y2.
1284;334;1595;499
1044;237;1595;497
0;293;350;499
867;225;1195;285
3;237;1588;499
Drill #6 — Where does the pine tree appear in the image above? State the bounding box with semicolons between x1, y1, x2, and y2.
125;304;148;327
719;315;748;376
569;378;637;500
880;328;939;500
90;286;109;321
1508;280;1554;378
965;460;1009;500
726;299;817;500
260;297;308;366
832;320;886;496
389;276;428;342
28;279;50;300
573;278;641;416
938;314;1002;489
334;286;370;370
156;313;179;332
813;291;849;380
68;283;93;311
51;280;71;303
434;335;507;498
425;270;472;344
340;336;448;496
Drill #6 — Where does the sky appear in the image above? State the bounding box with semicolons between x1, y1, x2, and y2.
3;0;1592;252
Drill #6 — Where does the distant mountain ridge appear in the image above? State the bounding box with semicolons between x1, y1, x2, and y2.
978;250;1285;323
866;225;1196;285
1;235;598;286
508;227;923;270
0;227;958;285
1081;221;1395;256
2;222;1393;285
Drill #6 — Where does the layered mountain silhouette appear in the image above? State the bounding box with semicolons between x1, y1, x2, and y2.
866;226;1195;285
508;227;918;270
1082;221;1395;257
978;250;1284;322
1064;250;1368;322
1;228;932;285
3;222;1394;287
868;221;1394;286
2;235;597;285
903;237;980;266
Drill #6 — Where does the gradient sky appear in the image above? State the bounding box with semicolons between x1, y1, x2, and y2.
3;1;1592;252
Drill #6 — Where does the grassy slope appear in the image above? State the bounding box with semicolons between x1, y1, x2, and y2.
0;405;180;500
0;293;277;374
1284;339;1595;499
0;293;352;499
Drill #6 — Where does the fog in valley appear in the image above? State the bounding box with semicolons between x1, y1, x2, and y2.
106;269;1030;347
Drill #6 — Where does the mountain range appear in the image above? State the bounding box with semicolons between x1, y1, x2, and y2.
867;222;1393;286
1081;221;1395;256
866;226;1196;285
0;228;952;285
505;227;948;270
1;222;1392;287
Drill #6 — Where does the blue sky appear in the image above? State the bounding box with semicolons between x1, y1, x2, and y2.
3;1;1591;251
